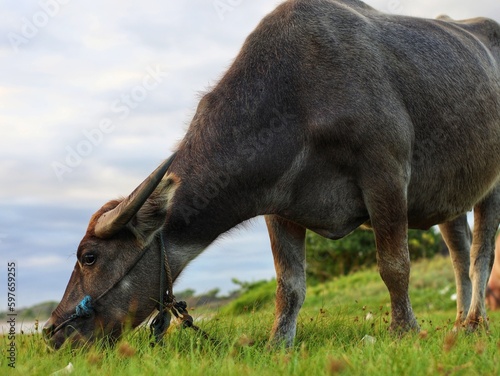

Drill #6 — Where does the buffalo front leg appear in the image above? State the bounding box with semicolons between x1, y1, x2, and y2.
265;215;306;347
364;180;419;333
465;184;500;331
438;215;472;327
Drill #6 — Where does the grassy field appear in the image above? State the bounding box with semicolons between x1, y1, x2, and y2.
2;256;500;375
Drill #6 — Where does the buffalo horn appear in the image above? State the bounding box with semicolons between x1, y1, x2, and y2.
94;152;177;238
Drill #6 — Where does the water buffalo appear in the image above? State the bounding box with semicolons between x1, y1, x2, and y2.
44;0;500;349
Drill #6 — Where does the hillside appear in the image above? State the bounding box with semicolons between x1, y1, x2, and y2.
221;255;458;318
3;255;500;376
0;255;483;333
0;301;58;321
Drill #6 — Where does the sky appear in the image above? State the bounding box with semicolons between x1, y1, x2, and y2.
1;0;499;310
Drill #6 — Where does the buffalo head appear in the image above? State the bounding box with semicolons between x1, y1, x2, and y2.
43;154;177;349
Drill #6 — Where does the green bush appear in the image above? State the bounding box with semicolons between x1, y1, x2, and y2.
306;227;443;284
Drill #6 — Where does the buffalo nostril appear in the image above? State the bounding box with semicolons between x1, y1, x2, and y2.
42;322;55;341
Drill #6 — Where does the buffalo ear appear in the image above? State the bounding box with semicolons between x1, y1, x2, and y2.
127;175;179;243
94;153;176;238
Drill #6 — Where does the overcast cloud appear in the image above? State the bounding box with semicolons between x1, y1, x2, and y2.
1;0;498;310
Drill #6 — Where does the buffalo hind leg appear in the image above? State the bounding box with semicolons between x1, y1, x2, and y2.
364;178;419;333
466;184;500;331
438;215;472;327
265;215;306;348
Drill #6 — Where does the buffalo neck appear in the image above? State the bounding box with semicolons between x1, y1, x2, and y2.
160;24;305;279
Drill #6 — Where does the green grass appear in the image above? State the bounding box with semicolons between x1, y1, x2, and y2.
2;256;500;375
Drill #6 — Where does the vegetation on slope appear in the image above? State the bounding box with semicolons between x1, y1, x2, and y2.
4;256;498;376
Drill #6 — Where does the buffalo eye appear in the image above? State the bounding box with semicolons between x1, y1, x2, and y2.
82;253;96;266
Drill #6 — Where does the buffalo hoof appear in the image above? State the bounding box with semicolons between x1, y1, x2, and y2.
464;316;489;333
452;314;489;333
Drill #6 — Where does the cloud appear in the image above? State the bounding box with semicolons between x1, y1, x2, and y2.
367;0;500;19
20;255;68;268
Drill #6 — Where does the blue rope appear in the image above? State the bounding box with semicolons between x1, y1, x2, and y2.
75;295;93;317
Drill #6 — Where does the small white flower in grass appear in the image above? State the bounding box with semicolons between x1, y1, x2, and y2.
439;286;450;295
365;312;374;321
51;362;74;375
450;293;457;301
361;335;376;345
